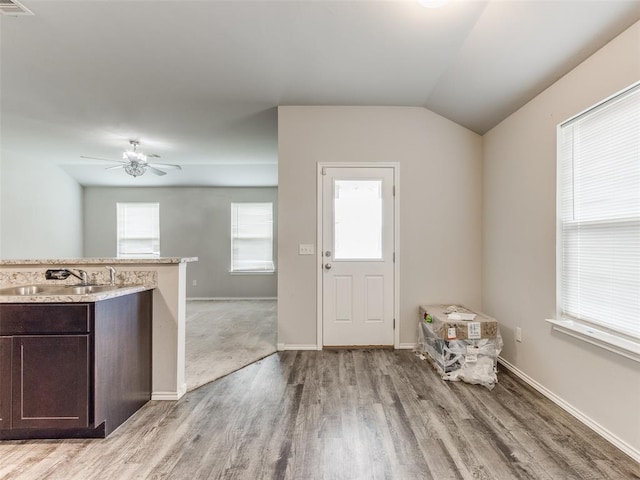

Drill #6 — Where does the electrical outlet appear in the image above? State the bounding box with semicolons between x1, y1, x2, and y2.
299;244;315;255
516;327;522;343
192;279;197;286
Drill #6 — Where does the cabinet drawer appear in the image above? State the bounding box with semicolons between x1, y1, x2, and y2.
0;304;92;334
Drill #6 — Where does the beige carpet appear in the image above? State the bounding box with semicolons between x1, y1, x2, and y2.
185;299;277;391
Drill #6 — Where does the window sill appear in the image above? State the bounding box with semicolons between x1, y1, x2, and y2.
229;271;276;276
545;318;640;363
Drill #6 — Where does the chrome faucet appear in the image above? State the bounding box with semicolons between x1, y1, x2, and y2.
45;268;89;285
66;269;89;285
105;266;117;286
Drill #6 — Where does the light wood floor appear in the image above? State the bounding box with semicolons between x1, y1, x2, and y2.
1;350;638;479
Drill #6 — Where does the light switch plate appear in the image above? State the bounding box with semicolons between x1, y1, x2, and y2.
299;244;315;255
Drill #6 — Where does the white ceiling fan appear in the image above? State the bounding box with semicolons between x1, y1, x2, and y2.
81;140;182;177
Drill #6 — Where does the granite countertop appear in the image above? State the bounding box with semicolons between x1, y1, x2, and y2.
0;257;198;266
0;284;154;304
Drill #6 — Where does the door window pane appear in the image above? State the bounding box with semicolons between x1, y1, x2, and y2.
334;180;382;260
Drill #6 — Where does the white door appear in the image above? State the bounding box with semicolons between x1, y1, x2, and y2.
321;166;395;347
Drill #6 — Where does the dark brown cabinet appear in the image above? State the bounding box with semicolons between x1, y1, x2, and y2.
0;290;152;439
0;336;11;430
12;335;89;430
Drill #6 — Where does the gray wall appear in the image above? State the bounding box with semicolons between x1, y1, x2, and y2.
0;153;83;259
277;106;483;348
483;22;640;455
83;187;277;298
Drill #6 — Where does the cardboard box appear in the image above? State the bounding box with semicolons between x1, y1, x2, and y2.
419;304;499;340
416;305;503;389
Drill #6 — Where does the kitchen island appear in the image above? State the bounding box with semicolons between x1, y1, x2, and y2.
0;257;197;402
0;288;153;439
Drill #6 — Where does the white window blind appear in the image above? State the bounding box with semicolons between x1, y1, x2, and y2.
558;83;640;339
231;202;274;273
117;203;160;258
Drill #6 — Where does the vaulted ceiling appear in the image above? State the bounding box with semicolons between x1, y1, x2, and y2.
2;0;639;186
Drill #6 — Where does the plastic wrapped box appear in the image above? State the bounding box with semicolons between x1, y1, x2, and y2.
416;304;503;389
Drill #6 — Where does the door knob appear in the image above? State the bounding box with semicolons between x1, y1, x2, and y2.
324;263;332;270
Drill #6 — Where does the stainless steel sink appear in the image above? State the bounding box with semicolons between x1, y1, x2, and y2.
63;285;127;295
0;284;130;296
0;285;66;295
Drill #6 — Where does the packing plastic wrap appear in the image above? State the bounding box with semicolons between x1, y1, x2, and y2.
416;305;503;389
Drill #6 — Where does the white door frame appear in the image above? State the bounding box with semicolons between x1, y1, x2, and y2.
316;162;400;350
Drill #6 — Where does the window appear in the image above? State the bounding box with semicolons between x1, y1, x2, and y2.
117;203;160;258
333;180;383;260
556;83;640;346
231;202;274;273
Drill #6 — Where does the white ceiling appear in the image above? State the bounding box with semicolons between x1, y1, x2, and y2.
2;0;639;187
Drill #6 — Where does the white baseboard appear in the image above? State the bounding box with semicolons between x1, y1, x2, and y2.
152;391;180;401
498;357;640;463
277;343;416;351
151;382;187;401
276;343;319;351
187;297;277;301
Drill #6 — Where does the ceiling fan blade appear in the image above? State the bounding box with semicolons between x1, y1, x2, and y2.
147;166;167;176
81;155;126;164
147;153;161;158
105;165;124;171
148;162;182;170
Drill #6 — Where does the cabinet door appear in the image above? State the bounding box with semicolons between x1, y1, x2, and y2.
12;335;89;430
0;337;11;430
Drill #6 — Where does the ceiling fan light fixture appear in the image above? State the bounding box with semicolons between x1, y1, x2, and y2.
81;139;180;178
124;162;147;178
123;150;147;162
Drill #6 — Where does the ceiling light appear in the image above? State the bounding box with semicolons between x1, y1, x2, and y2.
124;150;147;163
124;162;147;178
122;140;149;176
418;0;449;8
81;139;181;178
